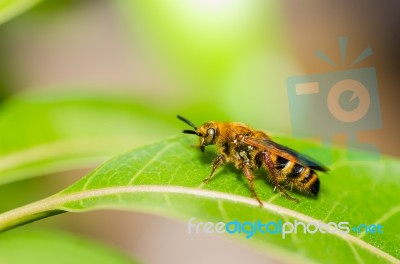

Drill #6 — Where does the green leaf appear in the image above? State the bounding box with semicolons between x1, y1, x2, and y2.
0;228;137;264
0;0;42;25
117;1;296;132
0;90;176;185
0;136;399;263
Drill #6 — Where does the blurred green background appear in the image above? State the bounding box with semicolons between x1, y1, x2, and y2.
0;0;399;263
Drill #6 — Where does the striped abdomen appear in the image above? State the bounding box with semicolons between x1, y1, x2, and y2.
270;155;320;196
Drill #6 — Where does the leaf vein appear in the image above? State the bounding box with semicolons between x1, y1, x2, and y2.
127;143;173;185
4;185;394;263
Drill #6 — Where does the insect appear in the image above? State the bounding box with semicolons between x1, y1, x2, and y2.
177;115;328;206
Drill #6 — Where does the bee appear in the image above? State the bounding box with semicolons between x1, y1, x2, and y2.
177;115;328;206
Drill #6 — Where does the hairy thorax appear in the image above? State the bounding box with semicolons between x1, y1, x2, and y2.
215;123;268;170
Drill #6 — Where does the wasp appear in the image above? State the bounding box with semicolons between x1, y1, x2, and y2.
177;115;328;206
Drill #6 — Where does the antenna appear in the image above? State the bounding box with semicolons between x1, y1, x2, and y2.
177;115;197;130
177;115;199;135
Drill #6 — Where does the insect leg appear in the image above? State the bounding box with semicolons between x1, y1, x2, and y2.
242;165;263;207
261;151;299;203
203;155;225;183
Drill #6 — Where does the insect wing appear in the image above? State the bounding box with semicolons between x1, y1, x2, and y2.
242;137;328;172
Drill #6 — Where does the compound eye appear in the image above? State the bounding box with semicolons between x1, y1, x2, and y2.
204;128;216;145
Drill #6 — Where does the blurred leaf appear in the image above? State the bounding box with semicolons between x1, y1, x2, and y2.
0;0;42;25
118;0;297;133
0;136;399;263
0;228;137;264
118;1;282;93
0;90;177;185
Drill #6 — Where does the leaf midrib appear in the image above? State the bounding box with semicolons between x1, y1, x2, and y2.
0;185;397;263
